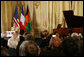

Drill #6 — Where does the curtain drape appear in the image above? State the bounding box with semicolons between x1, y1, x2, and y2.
1;1;83;34
72;1;83;16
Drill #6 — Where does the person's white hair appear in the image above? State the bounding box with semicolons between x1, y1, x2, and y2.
1;32;7;38
71;32;79;37
7;37;18;49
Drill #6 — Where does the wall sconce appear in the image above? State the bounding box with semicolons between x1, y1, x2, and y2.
33;1;41;8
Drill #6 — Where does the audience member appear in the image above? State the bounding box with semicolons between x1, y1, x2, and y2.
49;32;62;48
1;31;7;38
19;41;40;56
1;46;10;56
7;31;19;49
25;34;33;41
71;32;80;40
40;30;49;48
1;29;83;56
75;40;83;56
7;31;19;56
62;37;78;56
1;31;8;48
16;29;25;56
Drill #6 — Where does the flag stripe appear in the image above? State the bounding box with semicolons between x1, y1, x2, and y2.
13;18;19;26
24;6;31;32
20;13;25;25
24;13;30;27
13;6;19;27
19;6;26;31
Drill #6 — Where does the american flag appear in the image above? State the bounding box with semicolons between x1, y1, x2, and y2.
13;6;19;27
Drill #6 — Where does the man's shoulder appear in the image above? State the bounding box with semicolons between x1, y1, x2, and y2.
20;41;29;46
